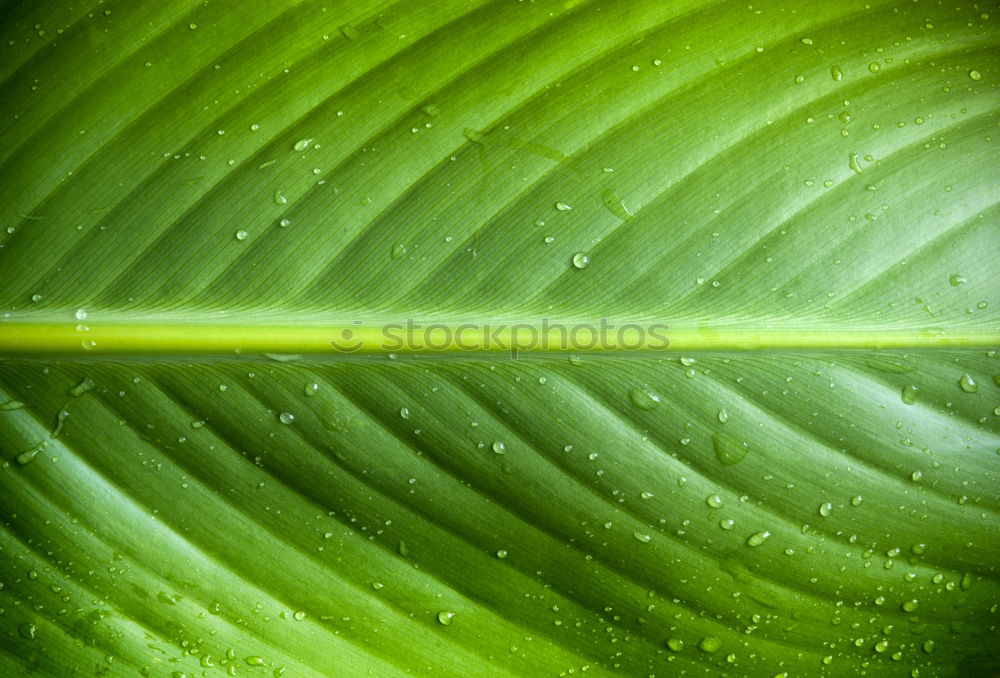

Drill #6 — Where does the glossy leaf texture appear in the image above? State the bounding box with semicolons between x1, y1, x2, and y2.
0;1;998;677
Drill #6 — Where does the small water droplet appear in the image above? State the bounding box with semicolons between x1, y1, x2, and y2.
245;656;265;666
910;470;923;482
437;610;455;625
868;62;880;73
293;138;314;152
273;190;287;206
572;252;590;269
555;201;572;211
279;217;291;228
392;243;407;259
746;530;771;547
851;495;863;506
18;622;36;639
717;409;729;424
235;230;248;241
719;518;735;530
666;638;684;652
969;70;982;81
818;502;833;517
706;494;723;508
293;610;306;621
496;550;508;559
901;599;919;612
492;441;506;454
278;412;295;425
901;384;919;405
831;65;843;81
849;153;863;174
75;308;88;320
400;407;411;419
31;293;42;302
633;531;652;543
304;382;319;397
958;374;978;393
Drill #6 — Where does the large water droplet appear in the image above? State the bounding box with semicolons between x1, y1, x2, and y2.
572;252;590;269
437;610;455;625
492;441;506;454
969;70;982;81
278;412;295;425
666;638;684;652
901;384;919;405
958;374;978;392
699;636;722;653
706;494;723;508
629;387;660;410
818;502;833;517
293;138;315;152
746;530;771;547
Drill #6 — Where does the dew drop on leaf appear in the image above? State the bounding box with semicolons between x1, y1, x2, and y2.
958;374;978;392
699;636;722;653
629;387;660;410
706;494;723;508
572;252;590;269
235;230;248;241
555;201;572;211
666;638;684;651
67;377;95;397
818;502;833;517
633;531;652;543
304;383;319;397
713;431;748;466
831;65;843;81
969;69;982;80
901;384;919;405
278;412;295;425
245;656;265;666
746;530;771;547
492;441;506;454
901;599;919;612
293;138;314;152
437;610;455;625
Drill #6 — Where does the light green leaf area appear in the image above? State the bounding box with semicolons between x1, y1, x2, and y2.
0;1;998;677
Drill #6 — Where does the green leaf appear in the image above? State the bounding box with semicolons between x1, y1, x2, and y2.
1;1;997;677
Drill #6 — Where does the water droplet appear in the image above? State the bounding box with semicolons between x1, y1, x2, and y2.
713;432;748;466
958;374;978;392
960;572;973;590
555;201;572;211
901;599;919;612
910;470;923;482
31;293;42;302
75;308;88;320
273;190;287;206
235;230;248;241
492;441;506;455
391;243;407;260
496;549;508;559
868;62;880;73
304;382;319;397
629;387;660;410
969;70;982;81
279;217;291;228
16;442;45;465
278;412;295;425
245;656;265;666
901;384;919;405
400;407;411;419
437;610;455;625
874;639;889;653
706;494;723;508
818;502;833;517
67;377;95;397
849;153;863;174
699;636;722;653
188;22;198;30
293;610;306;621
717;409;729;424
831;65;843;81
800;37;813;45
18;622;36;639
633;531;652;543
293;138;314;152
572;252;590;269
851;495;863;506
746;530;771;547
922;640;935;654
719;518;735;530
666;638;684;651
